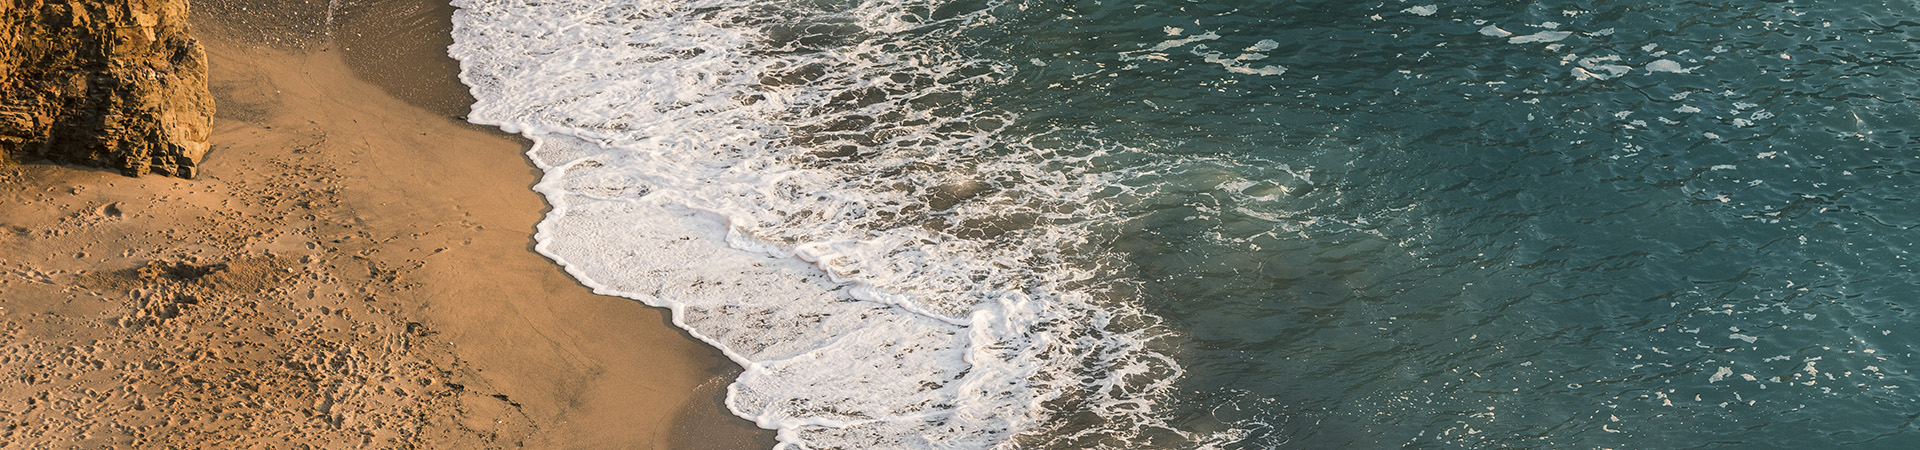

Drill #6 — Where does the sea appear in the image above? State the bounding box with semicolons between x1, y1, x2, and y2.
444;0;1920;448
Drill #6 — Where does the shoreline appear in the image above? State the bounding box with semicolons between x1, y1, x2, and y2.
0;1;771;448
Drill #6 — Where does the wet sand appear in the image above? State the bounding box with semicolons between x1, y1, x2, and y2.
0;0;772;448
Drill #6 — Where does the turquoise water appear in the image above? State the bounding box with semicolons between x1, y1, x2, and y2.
453;0;1920;447
966;0;1920;448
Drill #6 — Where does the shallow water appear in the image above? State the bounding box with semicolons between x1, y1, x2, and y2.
451;0;1920;448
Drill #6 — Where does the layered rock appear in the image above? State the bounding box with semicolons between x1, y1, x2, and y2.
0;0;212;178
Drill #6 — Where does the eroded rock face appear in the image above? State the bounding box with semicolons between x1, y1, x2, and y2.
0;0;213;178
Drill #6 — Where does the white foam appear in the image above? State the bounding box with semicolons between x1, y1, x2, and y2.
1150;31;1221;52
1646;59;1692;73
449;0;1186;448
1510;30;1573;44
1574;55;1632;80
1124;31;1287;76
1195;46;1287;76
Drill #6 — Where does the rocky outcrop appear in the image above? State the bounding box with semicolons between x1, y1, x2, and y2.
0;0;213;178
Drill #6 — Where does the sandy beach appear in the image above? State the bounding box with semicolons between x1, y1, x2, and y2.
0;1;771;448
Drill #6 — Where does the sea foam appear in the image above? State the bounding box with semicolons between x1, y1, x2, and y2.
448;0;1181;448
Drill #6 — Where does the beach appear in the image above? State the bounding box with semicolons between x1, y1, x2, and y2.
0;1;770;448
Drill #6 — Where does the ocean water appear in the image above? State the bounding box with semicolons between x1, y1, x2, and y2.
446;0;1920;448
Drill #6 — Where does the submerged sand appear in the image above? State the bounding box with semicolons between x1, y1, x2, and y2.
0;1;771;448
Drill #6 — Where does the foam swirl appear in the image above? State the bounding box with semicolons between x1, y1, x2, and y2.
449;0;1185;447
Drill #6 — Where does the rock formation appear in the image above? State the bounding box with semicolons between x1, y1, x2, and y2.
0;0;213;178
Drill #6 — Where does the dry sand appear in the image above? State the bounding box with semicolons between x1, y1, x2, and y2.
0;1;772;448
